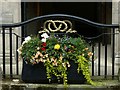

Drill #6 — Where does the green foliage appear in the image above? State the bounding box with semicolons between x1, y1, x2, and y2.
77;55;95;86
21;36;42;64
18;33;94;86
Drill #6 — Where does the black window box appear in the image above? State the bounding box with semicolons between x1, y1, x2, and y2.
22;60;86;84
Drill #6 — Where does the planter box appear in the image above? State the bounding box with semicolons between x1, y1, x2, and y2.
22;60;86;84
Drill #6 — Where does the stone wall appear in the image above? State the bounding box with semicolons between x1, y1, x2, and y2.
0;0;21;64
0;0;22;75
112;1;120;67
112;1;119;54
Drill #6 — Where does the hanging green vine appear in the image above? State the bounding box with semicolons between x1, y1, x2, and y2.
77;55;95;86
44;57;68;85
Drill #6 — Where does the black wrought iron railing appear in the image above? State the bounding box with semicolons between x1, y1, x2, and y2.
0;14;119;80
0;32;22;79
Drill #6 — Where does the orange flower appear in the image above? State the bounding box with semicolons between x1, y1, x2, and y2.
59;54;63;60
88;52;93;57
35;54;38;58
85;48;89;50
37;51;43;57
53;60;57;66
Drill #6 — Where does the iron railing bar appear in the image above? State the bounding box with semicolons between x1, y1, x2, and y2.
0;33;23;38
16;36;19;75
0;30;119;40
2;28;6;78
9;28;13;78
92;45;94;76
84;33;119;40
112;28;115;79
98;43;101;76
104;44;107;79
0;14;119;28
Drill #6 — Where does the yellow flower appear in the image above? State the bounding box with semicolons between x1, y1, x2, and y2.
54;44;60;50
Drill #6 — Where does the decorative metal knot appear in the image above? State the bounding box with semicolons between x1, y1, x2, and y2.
39;20;77;33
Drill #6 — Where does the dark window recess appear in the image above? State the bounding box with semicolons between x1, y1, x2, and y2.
22;2;112;44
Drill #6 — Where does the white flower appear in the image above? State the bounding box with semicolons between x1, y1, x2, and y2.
41;33;49;38
22;41;27;45
12;79;19;83
41;38;46;42
68;64;70;67
22;36;31;45
37;47;40;50
25;36;31;42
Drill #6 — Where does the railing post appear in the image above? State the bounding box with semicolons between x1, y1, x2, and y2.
98;42;101;76
92;44;94;76
112;28;115;79
2;28;6;79
16;35;19;75
104;43;108;79
9;28;13;79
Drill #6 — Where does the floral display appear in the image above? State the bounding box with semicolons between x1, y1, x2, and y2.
18;33;95;86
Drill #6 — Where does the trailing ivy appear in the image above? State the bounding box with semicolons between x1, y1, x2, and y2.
77;55;95;86
44;57;68;86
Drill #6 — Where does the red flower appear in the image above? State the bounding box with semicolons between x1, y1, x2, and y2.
42;42;46;47
41;47;46;51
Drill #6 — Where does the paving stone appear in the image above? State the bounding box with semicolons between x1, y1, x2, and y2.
1;80;120;90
